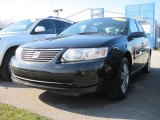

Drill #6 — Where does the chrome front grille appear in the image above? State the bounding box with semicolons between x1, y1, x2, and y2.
22;48;62;62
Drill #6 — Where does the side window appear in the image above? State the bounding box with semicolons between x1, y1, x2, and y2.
129;20;139;33
63;22;72;29
33;19;55;34
136;22;144;32
55;20;71;34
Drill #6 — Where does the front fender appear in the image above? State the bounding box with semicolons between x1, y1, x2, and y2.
0;36;27;66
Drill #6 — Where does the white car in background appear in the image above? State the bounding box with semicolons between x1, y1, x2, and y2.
0;16;73;80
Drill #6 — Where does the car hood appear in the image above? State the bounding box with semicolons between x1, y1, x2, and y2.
21;34;126;49
0;32;26;38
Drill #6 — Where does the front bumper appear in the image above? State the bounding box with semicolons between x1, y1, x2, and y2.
11;57;108;95
12;74;101;96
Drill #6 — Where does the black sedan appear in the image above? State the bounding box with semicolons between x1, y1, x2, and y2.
11;17;151;99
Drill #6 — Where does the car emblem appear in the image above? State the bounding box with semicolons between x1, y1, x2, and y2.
32;52;41;59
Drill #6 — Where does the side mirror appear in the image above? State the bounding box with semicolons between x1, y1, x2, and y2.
128;32;146;40
34;26;45;33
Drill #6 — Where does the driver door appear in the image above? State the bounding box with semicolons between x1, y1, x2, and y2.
129;19;144;71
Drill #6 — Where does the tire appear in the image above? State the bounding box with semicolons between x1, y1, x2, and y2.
1;49;15;81
142;54;151;74
107;58;130;99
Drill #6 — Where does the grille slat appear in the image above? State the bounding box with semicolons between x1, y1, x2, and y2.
22;48;62;63
23;58;55;60
23;54;57;57
24;51;60;53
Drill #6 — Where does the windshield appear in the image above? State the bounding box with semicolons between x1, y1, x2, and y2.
60;18;127;35
0;19;37;32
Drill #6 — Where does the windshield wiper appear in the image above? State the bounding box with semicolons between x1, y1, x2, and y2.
78;32;107;35
78;32;99;35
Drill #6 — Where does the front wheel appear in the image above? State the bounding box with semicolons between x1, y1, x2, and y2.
142;55;151;74
1;50;15;81
107;58;130;99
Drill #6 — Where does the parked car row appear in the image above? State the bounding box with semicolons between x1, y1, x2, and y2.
0;16;73;80
1;17;151;99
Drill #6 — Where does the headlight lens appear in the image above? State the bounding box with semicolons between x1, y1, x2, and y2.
15;47;23;59
62;47;109;62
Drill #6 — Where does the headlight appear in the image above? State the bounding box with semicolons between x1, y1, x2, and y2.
15;47;23;59
62;47;109;62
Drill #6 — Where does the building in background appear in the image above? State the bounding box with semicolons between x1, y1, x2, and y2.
91;8;104;19
67;8;124;22
125;3;159;48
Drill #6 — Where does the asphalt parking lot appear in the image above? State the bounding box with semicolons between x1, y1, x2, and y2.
0;51;160;120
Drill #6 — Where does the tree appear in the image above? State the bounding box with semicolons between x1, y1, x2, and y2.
0;20;13;30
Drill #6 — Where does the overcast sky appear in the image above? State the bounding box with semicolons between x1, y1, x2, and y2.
0;0;160;21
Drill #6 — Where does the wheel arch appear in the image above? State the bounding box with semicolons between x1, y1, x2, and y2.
123;51;132;71
1;45;19;66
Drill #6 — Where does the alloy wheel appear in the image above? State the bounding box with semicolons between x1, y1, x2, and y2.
147;57;151;72
8;59;12;74
120;63;129;93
